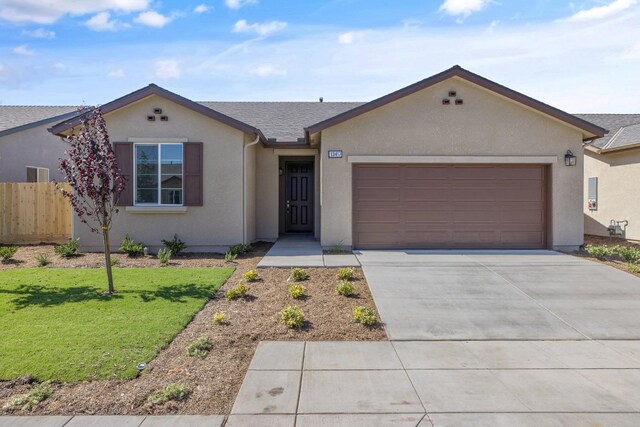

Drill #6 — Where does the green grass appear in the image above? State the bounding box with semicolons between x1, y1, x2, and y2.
0;267;233;382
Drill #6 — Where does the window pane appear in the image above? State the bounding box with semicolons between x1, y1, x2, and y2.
26;167;37;183
38;168;49;182
161;144;183;205
136;145;158;204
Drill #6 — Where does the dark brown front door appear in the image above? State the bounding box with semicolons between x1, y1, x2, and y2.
285;162;314;233
353;164;548;249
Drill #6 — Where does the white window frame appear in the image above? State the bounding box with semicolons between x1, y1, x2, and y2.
26;166;49;183
133;143;184;207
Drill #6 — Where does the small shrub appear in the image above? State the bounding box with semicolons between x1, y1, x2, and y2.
186;336;213;358
280;305;304;329
288;283;306;299
0;246;18;263
229;243;251;255
353;306;377;326
337;267;355;281
224;251;237;263
110;257;119;266
212;311;227;324
586;244;614;260
161;234;187;256
53;237;79;258
225;282;248;299
2;381;53;411
35;253;50;267
616;246;640;264
147;383;189;404
119;234;144;257
243;270;259;282
290;268;309;282
628;263;640;274
157;248;171;266
336;280;355;297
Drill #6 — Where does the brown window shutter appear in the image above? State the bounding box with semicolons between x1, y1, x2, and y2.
183;142;203;206
113;142;133;206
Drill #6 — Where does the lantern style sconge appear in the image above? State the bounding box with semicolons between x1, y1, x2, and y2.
564;150;577;166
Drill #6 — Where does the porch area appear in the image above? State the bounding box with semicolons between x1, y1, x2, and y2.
256;235;359;268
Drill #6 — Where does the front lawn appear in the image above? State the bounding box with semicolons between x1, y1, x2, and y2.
0;267;233;382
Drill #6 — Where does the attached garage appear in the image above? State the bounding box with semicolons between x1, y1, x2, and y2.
353;164;549;249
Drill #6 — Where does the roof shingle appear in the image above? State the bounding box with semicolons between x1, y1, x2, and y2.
576;114;640;150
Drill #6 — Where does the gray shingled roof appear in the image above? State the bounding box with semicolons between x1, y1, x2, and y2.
576;114;640;150
199;102;364;141
0;106;77;133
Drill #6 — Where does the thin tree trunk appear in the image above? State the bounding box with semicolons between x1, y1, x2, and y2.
103;227;114;294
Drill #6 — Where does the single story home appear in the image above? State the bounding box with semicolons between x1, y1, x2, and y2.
3;66;607;251
578;114;640;241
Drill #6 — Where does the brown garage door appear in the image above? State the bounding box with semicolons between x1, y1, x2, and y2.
353;164;548;249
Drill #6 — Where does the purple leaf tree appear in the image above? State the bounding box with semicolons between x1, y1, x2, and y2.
58;108;125;294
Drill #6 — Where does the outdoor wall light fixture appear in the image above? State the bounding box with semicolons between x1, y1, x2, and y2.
565;150;577;166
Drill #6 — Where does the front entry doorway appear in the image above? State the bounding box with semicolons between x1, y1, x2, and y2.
284;161;314;233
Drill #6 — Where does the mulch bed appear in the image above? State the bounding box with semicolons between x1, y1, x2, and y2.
572;234;640;278
0;243;386;415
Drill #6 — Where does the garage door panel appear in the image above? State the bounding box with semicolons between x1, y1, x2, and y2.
353;164;547;249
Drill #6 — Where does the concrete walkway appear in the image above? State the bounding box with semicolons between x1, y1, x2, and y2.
229;340;640;426
0;415;224;427
257;236;359;268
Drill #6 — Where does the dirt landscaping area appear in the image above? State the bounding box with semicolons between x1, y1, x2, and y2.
0;243;386;416
574;234;640;278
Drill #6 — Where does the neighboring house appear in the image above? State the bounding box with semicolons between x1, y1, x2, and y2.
5;65;606;251
0;106;77;182
578;114;640;241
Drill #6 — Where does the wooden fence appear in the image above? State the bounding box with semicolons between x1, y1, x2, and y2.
0;183;72;244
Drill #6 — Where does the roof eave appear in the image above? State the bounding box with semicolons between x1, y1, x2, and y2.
0;110;78;138
48;84;264;141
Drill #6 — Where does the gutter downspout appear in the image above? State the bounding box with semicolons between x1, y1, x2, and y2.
243;133;261;244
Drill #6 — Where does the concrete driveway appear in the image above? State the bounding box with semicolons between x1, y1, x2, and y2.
357;250;640;340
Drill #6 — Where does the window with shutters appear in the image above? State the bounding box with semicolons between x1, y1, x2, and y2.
134;143;183;206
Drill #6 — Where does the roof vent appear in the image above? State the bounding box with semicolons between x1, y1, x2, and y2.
319;97;323;103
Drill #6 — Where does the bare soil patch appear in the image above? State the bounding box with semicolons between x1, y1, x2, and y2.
0;243;386;415
573;234;640;278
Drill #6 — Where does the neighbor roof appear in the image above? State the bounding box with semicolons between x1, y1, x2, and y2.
305;65;607;141
0;106;77;135
576;114;640;152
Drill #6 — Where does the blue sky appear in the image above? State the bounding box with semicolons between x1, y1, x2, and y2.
0;0;639;112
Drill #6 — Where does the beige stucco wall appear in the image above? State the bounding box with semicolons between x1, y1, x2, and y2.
74;94;248;252
0;123;68;182
319;77;585;250
584;149;640;241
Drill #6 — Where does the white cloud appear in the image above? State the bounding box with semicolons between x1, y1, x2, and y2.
565;0;637;22
0;0;149;24
107;68;126;78
85;12;121;31
153;59;181;79
13;44;36;56
439;0;492;18
134;10;172;27
52;62;66;70
250;64;286;77
233;19;287;36
194;4;210;13
225;0;257;10
338;31;364;44
22;28;56;39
